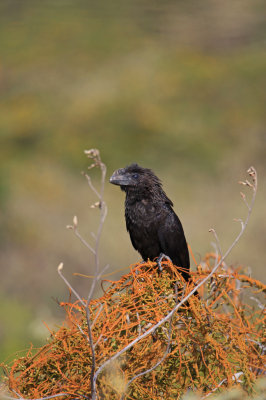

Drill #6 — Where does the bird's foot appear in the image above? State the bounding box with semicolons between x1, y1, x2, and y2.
157;253;172;272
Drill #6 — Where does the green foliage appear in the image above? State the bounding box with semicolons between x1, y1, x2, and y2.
0;297;38;365
1;2;266;172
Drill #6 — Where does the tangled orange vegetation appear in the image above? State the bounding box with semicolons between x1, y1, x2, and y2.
6;254;266;399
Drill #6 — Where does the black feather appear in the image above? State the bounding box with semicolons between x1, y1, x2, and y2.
110;164;190;281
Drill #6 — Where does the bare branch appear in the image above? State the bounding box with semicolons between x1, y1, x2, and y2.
85;306;97;399
97;263;110;281
62;149;108;400
76;322;89;342
57;263;86;308
72;226;96;255
209;228;223;261
91;303;104;329
83;173;101;200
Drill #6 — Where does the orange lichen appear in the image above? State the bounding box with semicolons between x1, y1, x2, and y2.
4;255;265;399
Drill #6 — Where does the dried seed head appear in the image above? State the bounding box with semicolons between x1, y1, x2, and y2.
247;166;257;183
84;149;99;158
91;201;100;209
57;262;64;272
73;215;78;227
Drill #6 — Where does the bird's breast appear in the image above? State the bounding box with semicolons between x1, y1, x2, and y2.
125;200;165;229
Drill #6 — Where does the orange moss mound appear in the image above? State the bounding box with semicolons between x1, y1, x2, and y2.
5;255;266;399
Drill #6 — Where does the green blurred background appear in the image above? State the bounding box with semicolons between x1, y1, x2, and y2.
0;0;265;363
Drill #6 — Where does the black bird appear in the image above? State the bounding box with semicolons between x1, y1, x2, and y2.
109;164;190;281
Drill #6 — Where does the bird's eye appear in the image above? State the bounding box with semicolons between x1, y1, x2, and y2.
132;173;139;179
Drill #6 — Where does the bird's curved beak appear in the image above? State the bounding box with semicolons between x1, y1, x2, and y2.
109;169;130;186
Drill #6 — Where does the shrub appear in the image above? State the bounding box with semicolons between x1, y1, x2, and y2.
5;255;265;399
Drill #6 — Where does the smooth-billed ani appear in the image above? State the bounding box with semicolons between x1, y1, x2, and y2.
110;164;190;281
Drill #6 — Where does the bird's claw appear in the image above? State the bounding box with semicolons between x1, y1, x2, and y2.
157;253;172;272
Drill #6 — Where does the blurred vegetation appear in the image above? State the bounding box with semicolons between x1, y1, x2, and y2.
183;377;266;400
0;0;265;364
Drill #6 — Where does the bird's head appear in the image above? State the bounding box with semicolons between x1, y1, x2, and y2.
109;164;145;189
109;163;172;204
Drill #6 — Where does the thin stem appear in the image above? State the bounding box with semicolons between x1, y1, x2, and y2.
73;227;96;255
86;306;96;399
84;173;101;199
57;264;86;308
60;149;109;400
209;228;223;261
